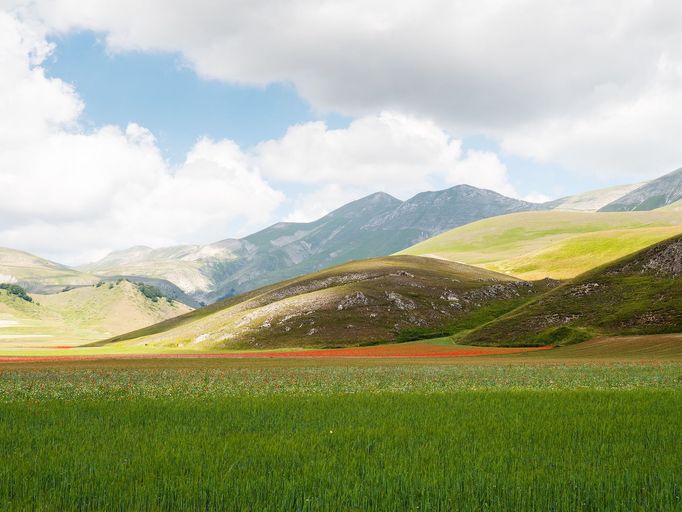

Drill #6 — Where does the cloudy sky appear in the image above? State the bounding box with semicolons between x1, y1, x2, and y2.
1;1;681;263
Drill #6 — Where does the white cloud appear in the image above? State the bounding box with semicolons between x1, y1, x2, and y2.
253;112;517;220
0;11;283;263
255;113;464;196
444;150;516;198
282;185;362;223
16;0;682;179
501;82;682;180
0;9;519;262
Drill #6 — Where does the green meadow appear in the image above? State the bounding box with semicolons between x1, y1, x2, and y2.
400;210;682;280
1;363;681;511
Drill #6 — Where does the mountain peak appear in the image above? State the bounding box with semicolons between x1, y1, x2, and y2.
325;191;402;219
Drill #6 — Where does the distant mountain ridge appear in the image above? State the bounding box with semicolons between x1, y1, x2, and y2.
600;167;682;211
6;168;681;305
83;184;542;302
544;183;644;212
0;247;198;307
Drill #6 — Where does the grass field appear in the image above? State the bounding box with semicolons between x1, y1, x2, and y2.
1;381;680;510
400;210;682;280
2;336;680;510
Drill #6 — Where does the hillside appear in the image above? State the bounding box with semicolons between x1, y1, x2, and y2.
0;247;98;291
0;281;192;348
660;198;682;211
460;234;682;346
84;185;540;302
80;244;240;297
543;183;642;212
400;210;682;280
600;167;682;211
94;256;554;350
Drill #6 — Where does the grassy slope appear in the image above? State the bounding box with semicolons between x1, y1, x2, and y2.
96;255;553;350
0;281;191;347
399;210;682;280
459;234;682;346
0;247;97;288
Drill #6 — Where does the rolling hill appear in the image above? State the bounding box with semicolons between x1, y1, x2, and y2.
93;256;555;350
83;185;541;302
0;247;98;292
400;210;682;280
0;280;193;348
459;234;682;346
543;183;643;211
599;167;682;211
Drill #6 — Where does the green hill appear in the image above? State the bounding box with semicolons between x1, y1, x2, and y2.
459;234;682;346
399;210;682;280
94;256;555;350
0;281;192;348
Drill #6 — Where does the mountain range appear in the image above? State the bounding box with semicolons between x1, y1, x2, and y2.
96;231;682;351
81;185;541;302
3;167;682;306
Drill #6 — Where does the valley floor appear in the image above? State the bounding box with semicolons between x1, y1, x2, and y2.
1;334;680;511
1;332;681;363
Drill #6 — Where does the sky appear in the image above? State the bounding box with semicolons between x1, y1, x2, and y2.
1;1;681;264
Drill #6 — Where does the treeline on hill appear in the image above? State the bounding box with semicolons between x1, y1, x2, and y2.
136;282;172;303
95;279;173;304
0;283;32;302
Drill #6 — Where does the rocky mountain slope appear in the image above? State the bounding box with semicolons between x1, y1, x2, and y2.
600;167;682;211
94;256;554;350
84;185;540;302
460;234;682;346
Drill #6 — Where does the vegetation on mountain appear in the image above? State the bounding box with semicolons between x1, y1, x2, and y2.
135;282;170;303
0;283;32;302
460;234;682;346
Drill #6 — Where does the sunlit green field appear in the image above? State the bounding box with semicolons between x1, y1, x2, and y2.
1;362;681;511
400;210;682;280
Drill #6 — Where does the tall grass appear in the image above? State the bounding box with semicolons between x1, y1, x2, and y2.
1;391;680;510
